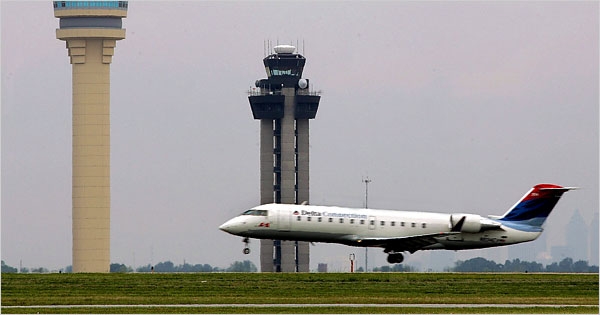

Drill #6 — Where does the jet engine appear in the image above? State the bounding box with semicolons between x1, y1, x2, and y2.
450;214;502;233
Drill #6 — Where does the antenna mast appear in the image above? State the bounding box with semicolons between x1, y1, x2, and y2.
362;176;371;208
362;176;371;272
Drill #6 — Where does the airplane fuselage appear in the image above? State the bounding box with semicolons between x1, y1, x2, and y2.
221;204;538;251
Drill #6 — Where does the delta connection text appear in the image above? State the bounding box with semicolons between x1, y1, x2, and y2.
296;210;368;220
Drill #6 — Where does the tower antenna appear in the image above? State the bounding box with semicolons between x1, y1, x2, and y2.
362;176;371;208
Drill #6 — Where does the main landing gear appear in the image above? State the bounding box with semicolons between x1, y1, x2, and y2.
243;237;250;255
386;252;404;264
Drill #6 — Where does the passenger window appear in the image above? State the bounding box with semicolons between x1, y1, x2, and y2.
370;220;375;225
328;218;333;223
339;218;344;224
411;222;416;228
297;216;301;221
380;221;385;226
360;220;365;225
307;217;311;222
318;217;322;222
350;219;355;224
391;221;396;227
422;223;426;228
401;222;405;227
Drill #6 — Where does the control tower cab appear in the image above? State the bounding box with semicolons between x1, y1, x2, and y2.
250;45;320;120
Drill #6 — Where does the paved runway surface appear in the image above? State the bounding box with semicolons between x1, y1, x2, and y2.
3;303;594;309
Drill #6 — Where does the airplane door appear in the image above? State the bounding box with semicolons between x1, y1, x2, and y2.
368;216;376;230
277;209;291;231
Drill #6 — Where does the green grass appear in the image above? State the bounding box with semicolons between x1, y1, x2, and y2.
2;273;598;313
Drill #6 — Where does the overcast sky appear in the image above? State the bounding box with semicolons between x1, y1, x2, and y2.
2;1;598;272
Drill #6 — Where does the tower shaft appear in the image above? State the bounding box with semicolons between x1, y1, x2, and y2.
259;88;309;272
71;38;113;273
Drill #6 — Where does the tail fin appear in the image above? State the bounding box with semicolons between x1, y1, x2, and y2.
496;184;576;227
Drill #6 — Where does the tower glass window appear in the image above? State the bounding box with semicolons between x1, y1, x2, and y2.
270;68;301;77
54;1;128;9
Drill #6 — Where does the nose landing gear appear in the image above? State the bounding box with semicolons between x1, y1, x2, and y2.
243;237;250;254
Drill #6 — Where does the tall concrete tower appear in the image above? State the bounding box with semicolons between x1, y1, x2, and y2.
249;45;321;272
53;1;127;273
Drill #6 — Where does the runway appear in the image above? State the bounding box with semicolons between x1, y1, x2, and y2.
3;303;594;309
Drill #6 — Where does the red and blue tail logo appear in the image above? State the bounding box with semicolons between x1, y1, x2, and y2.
498;184;575;227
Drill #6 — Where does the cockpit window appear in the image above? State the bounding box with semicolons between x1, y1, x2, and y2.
242;209;268;216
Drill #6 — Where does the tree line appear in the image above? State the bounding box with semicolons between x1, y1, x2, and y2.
353;257;599;273
1;260;257;273
450;257;598;273
3;257;598;273
118;260;258;273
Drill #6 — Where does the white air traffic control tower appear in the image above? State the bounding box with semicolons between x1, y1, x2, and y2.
248;45;321;272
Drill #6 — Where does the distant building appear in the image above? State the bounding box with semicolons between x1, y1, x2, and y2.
566;209;588;261
590;212;599;265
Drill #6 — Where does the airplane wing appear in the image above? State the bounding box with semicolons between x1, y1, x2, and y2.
355;232;460;254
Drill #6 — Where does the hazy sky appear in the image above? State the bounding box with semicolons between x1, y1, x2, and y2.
2;1;598;271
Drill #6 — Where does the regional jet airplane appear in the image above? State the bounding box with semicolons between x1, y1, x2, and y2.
219;184;575;263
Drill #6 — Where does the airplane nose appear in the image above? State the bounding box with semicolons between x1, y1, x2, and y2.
219;218;242;234
219;222;232;232
219;217;247;235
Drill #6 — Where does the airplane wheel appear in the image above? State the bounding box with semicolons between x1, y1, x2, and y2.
387;253;404;264
243;248;250;255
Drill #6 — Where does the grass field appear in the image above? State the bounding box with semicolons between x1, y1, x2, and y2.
1;273;598;313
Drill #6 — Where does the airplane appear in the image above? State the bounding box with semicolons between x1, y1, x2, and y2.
219;184;576;264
